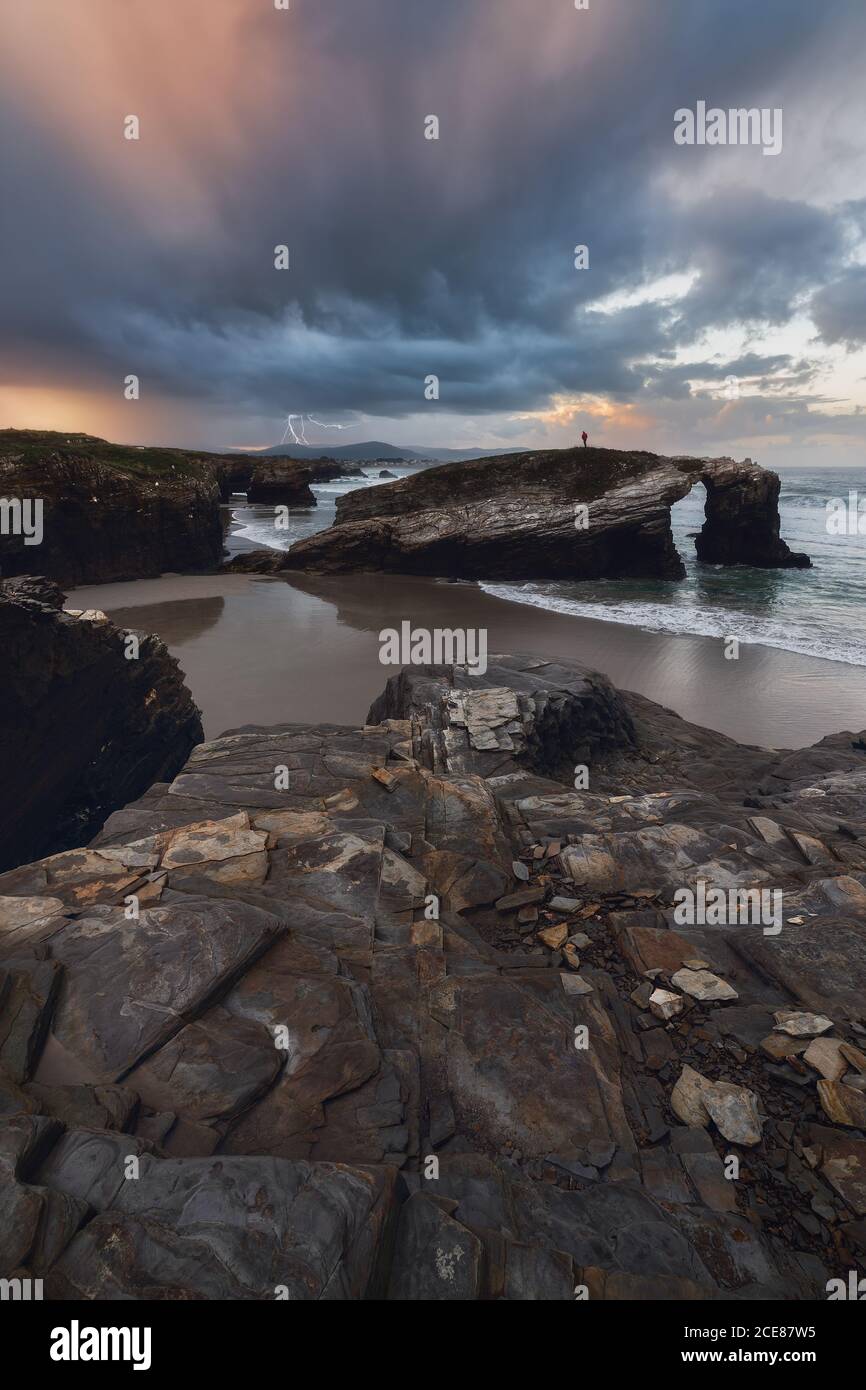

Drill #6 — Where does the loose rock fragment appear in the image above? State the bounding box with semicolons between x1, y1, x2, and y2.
818;1080;866;1128
560;972;593;997
773;1011;834;1037
496;888;545;911
561;943;581;971
803;1037;849;1082
760;1034;809;1061
840;1042;866;1074
649;989;683;1021
671;1066;713;1128
371;767;397;793
671;968;737;1003
702;1085;762;1147
538;925;568;951
671;1065;763;1146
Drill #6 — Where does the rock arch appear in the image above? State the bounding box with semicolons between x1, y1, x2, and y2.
675;457;810;570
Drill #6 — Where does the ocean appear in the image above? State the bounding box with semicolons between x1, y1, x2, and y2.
228;464;866;670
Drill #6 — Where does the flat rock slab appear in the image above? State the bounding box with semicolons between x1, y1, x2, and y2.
0;895;65;931
671;968;737;1002
218;934;396;1161
773;1010;834;1037
614;924;696;976
807;1124;866;1215
45;1151;399;1300
28;899;284;1084
161;814;268;868
803;1037;850;1081
817;1079;866;1128
736;921;866;1020
429;971;632;1156
125;1007;281;1126
387;1192;482;1300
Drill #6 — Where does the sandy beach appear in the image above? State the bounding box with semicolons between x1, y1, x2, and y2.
66;570;866;748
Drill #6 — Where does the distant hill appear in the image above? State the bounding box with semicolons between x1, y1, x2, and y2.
257;440;525;463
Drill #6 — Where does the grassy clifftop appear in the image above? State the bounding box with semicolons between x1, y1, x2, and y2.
0;429;231;481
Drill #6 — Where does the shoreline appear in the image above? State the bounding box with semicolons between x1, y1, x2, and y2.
66;569;866;749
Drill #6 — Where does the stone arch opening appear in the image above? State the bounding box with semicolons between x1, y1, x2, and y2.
669;479;707;567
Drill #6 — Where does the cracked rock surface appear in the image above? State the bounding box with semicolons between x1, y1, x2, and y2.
1;654;865;1299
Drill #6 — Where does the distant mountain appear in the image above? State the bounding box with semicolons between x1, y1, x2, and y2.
256;440;525;463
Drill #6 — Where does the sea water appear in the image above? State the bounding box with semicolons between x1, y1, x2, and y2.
227;464;866;670
481;467;866;669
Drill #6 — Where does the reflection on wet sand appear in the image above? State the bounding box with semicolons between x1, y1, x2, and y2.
108;595;226;648
65;571;866;749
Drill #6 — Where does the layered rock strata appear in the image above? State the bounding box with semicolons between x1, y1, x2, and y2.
230;447;810;580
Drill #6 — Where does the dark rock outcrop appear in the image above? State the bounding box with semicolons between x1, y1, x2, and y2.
211;456;256;499
2;654;865;1298
0;577;202;872
229;446;809;580
694;459;801;566
307;458;366;482
245;460;316;506
214;455;365;500
0;431;226;585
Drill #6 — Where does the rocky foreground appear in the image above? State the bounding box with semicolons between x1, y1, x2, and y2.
1;655;865;1299
232;447;811;580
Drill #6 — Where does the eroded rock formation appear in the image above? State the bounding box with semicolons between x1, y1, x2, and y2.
214;455;365;501
0;577;203;872
229;446;810;579
245;460;317;506
2;655;864;1299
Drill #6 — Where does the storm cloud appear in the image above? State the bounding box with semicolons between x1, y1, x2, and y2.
1;0;865;457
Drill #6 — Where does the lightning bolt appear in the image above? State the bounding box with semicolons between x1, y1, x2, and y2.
280;414;353;445
280;414;309;446
307;416;353;431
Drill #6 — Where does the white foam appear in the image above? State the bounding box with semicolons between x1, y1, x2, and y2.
479;583;866;668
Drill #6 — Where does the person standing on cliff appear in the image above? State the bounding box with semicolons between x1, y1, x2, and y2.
581;431;588;448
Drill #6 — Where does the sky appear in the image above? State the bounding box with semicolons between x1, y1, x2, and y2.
2;0;866;465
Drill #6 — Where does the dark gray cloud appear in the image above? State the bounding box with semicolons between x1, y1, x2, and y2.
811;267;866;348
1;0;865;440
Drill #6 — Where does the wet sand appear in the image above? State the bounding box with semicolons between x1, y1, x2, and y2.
67;571;866;748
